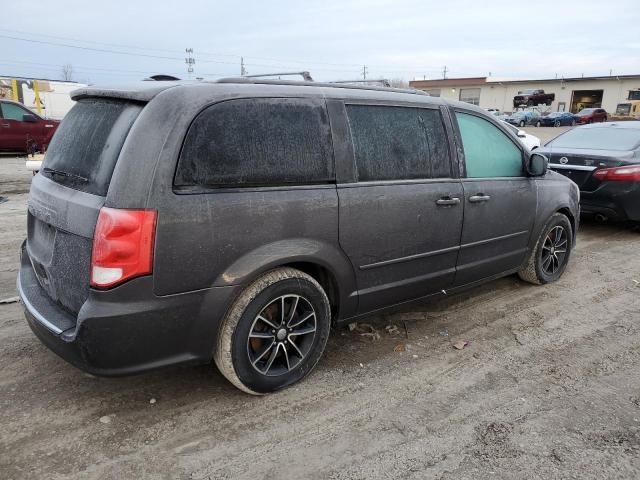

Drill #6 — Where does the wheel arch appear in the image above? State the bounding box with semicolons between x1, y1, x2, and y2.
212;239;358;321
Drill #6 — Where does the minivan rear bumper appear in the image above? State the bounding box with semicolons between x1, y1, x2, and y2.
18;242;239;376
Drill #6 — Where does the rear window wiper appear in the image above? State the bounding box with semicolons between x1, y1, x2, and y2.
42;167;89;184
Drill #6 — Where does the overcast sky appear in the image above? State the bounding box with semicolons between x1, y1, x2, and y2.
2;0;639;85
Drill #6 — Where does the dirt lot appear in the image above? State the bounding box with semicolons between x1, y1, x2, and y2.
1;143;640;479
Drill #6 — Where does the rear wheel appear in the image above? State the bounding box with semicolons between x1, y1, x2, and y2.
215;267;331;394
535;120;541;127
571;119;576;126
519;213;573;285
519;120;526;127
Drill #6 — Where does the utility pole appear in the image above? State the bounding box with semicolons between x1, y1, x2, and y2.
362;65;368;80
241;57;247;76
185;48;195;79
442;65;448;79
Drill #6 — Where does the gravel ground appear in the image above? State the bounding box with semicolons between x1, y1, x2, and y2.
1;148;639;480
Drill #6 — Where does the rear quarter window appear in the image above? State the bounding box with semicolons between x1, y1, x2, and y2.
175;98;335;188
42;99;142;196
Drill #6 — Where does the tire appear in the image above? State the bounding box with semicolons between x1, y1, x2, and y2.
535;121;541;127
527;100;534;107
215;267;331;395
554;120;561;127
519;213;573;285
571;120;576;126
519;120;526;127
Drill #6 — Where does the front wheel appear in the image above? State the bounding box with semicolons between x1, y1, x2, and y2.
519;120;526;127
571;120;576;126
554;120;561;127
215;267;331;394
535;120;541;127
519;213;573;285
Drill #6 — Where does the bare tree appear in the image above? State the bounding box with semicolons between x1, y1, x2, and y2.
389;78;409;88
61;64;74;81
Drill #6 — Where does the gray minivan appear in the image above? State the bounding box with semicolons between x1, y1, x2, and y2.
18;79;579;394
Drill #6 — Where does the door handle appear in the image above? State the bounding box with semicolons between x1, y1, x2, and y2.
436;197;461;206
469;194;491;203
1;123;9;128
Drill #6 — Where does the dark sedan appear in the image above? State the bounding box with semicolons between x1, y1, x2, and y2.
537;122;640;224
536;112;577;127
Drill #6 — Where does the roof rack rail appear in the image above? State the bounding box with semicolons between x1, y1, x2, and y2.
329;79;391;87
215;77;429;96
243;71;314;81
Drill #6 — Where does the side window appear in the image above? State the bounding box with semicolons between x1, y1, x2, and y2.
1;103;30;121
455;112;523;178
175;98;334;188
346;105;451;181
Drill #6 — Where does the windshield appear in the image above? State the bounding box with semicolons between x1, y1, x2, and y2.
548;112;562;118
577;108;595;115
42;99;142;196
616;104;631;115
548;127;640;151
518;89;535;95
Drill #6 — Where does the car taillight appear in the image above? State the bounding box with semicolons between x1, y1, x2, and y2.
592;165;640;182
91;207;157;288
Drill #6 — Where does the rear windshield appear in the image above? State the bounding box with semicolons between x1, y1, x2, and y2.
548;127;640;151
42;99;143;196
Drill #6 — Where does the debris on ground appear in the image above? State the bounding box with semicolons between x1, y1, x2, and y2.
453;341;469;350
394;344;406;353
348;322;357;331
99;415;113;424
439;330;449;337
149;398;157;405
356;323;381;341
0;196;8;205
0;296;19;305
385;324;399;335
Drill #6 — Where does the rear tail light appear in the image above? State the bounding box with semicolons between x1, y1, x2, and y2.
91;207;157;288
592;165;640;182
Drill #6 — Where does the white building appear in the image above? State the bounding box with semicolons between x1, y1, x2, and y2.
409;74;640;115
0;76;86;119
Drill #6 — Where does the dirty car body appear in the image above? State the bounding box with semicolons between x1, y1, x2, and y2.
18;79;580;392
539;121;640;223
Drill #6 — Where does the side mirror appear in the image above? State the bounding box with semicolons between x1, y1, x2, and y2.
517;130;526;138
528;152;548;176
22;113;38;123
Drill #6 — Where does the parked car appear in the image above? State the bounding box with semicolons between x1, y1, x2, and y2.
536;112;577;127
615;101;640;119
486;109;508;121
18;79;579;394
506;110;540;127
574;108;608;124
502;121;541;150
540;122;640;224
513;89;555;108
0;99;59;153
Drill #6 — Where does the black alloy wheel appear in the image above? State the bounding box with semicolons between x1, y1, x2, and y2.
540;225;569;276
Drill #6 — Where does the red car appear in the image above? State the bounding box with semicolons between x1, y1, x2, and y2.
574;107;608;124
0;99;60;153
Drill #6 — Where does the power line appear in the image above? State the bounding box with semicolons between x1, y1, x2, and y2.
0;28;445;75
